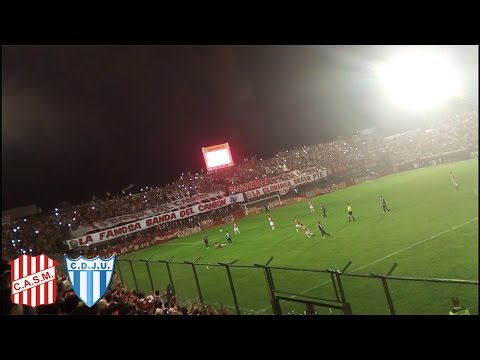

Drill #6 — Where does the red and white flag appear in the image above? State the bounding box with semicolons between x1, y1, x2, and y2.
10;255;57;307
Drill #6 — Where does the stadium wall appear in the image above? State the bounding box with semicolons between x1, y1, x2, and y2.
98;210;246;258
393;148;477;173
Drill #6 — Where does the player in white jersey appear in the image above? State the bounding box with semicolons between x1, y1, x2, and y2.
309;201;315;213
268;216;275;230
347;203;355;222
233;222;240;235
301;224;313;238
294;217;301;232
450;171;458;188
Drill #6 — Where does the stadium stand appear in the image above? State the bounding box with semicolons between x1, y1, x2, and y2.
2;111;478;261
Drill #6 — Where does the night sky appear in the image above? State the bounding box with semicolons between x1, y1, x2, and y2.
2;45;478;210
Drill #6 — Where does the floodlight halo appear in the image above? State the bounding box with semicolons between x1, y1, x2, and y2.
374;51;460;110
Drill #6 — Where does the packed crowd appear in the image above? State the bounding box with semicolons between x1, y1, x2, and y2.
2;111;477;260
65;203;242;259
0;263;229;315
384;112;478;163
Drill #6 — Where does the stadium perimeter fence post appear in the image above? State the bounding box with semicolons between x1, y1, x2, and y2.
330;261;352;302
333;270;352;315
329;270;340;302
265;267;282;315
255;257;282;315
372;263;398;315
127;259;139;293
143;260;155;292
219;260;241;315
185;257;204;305
380;277;396;315
159;256;176;294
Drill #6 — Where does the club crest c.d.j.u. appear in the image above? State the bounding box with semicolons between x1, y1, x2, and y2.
65;255;116;307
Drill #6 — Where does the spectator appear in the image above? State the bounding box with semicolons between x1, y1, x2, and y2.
449;297;470;315
304;302;318;315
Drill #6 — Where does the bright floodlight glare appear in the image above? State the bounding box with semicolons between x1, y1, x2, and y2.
374;51;460;110
205;149;231;168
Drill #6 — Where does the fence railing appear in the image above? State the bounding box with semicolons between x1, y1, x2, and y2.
115;257;478;315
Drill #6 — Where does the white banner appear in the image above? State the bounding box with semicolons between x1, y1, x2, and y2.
66;193;244;249
70;191;226;237
245;169;327;199
227;178;271;193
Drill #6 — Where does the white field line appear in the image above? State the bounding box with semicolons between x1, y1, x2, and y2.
258;217;478;313
161;242;202;245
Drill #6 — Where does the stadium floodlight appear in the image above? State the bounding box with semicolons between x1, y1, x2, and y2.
373;51;460;110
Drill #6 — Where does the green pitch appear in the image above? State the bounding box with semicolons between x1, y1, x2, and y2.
117;159;478;315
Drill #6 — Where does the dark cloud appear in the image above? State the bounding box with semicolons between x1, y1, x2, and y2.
2;45;477;210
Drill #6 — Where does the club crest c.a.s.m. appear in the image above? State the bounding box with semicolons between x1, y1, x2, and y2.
65;255;116;307
10;254;57;307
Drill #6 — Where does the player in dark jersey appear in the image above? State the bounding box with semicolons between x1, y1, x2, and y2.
322;204;327;218
380;196;390;213
317;222;331;238
225;230;233;244
450;171;459;189
203;235;209;249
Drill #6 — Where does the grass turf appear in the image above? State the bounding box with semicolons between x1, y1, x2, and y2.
117;159;478;315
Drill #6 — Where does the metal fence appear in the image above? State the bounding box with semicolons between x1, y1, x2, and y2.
115;257;478;315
